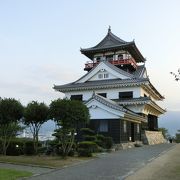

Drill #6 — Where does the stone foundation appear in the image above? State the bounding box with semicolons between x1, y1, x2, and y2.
112;141;143;151
142;130;166;145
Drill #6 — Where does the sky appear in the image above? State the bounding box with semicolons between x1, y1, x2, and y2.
0;0;180;113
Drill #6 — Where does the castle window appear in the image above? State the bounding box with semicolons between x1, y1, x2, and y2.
98;74;103;79
99;120;108;132
106;55;113;61
98;73;109;79
119;91;133;99
118;54;123;59
98;93;107;98
104;73;109;78
70;95;83;101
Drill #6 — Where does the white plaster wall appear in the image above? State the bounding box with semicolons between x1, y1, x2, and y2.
86;99;125;119
140;87;156;101
89;107;120;119
65;86;141;101
127;104;146;114
89;71;118;81
76;62;130;83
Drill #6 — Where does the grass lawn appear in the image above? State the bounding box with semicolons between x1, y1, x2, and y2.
0;155;91;168
0;168;32;180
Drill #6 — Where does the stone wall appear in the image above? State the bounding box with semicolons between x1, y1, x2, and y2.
142;130;166;145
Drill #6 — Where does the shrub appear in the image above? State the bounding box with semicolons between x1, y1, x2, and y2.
37;147;47;154
77;141;98;157
96;134;105;141
24;141;35;155
95;134;105;147
103;137;113;149
94;139;103;147
80;128;95;136
78;148;92;157
84;135;96;141
95;135;113;149
6;139;24;156
52;142;76;156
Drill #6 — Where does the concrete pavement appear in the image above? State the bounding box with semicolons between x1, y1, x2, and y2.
126;143;180;180
27;143;174;180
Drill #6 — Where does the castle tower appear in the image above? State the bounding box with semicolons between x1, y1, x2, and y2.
54;28;165;144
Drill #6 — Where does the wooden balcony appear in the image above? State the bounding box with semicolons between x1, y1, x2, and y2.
84;58;137;71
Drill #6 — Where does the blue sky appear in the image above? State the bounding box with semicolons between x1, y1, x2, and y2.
0;0;180;112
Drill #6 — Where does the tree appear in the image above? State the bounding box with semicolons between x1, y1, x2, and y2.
23;101;49;154
170;68;180;81
158;127;170;139
0;98;24;155
175;130;180;143
49;99;90;157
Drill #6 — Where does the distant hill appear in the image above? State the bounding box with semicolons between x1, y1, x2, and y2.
159;111;180;136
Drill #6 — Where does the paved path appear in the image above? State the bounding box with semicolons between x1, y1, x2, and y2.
25;143;174;180
126;143;180;180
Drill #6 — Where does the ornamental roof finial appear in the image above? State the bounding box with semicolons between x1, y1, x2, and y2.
108;25;111;33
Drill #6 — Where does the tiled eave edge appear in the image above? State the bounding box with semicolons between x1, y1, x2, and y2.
141;83;164;101
116;98;151;106
91;93;126;112
53;81;147;93
85;93;147;123
117;98;166;115
147;101;166;114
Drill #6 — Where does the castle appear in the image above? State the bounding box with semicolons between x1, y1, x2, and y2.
54;27;165;144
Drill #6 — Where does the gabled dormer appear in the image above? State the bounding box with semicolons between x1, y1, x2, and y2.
75;61;134;84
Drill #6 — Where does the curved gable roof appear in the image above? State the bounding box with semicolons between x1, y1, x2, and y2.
80;28;145;62
93;28;128;48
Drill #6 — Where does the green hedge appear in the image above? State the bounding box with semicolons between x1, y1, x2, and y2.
6;139;24;156
0;138;39;156
80;128;95;136
95;134;113;149
84;135;96;141
77;141;98;157
23;141;35;155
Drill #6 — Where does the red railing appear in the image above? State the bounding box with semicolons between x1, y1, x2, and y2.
84;58;137;70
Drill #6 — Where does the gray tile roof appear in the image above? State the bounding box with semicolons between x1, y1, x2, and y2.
84;30;130;50
85;93;146;120
90;92;126;112
114;97;166;114
54;78;149;92
114;97;151;105
132;65;146;78
80;28;145;62
74;61;135;84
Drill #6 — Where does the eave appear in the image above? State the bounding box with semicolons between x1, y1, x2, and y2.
85;93;147;123
53;78;148;93
142;81;164;101
81;42;145;63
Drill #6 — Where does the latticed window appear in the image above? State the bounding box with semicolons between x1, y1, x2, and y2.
104;73;109;78
98;73;109;79
99;120;108;132
70;95;83;101
98;73;103;79
119;91;133;99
